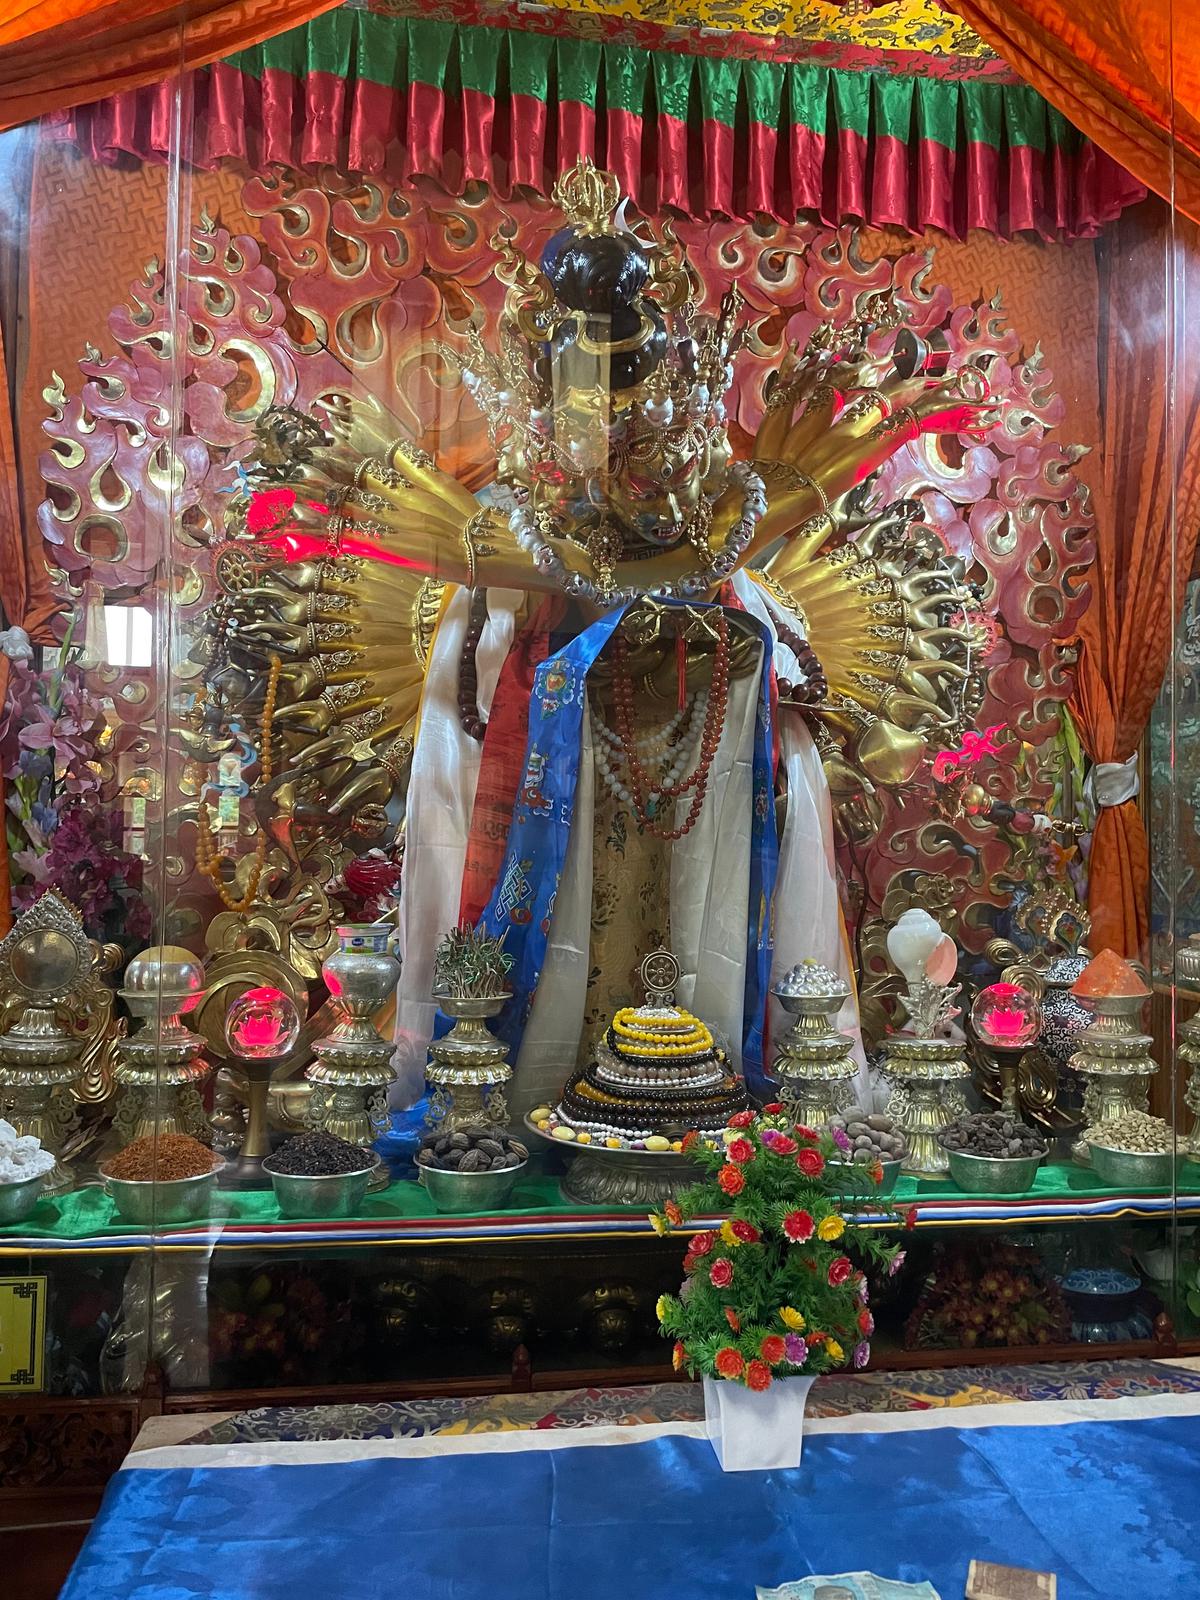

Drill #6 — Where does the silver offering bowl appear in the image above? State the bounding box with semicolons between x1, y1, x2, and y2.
1088;1143;1171;1188
100;1159;226;1226
420;1156;528;1215
262;1151;381;1218
945;1148;1044;1195
0;1172;47;1226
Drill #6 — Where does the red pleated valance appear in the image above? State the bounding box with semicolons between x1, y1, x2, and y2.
49;10;1146;239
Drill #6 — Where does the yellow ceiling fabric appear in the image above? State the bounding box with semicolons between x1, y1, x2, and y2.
494;0;996;58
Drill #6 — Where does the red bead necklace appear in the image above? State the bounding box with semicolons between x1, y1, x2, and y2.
610;611;731;841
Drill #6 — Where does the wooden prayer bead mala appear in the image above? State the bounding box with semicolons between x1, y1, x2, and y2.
610;610;731;841
456;587;490;740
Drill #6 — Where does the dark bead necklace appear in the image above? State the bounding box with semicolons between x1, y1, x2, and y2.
457;587;490;741
773;618;827;706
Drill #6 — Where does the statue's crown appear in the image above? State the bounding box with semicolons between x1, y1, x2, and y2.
448;159;744;545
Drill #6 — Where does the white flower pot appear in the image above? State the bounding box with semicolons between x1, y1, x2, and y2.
703;1375;814;1472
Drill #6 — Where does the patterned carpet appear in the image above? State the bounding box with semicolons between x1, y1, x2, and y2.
177;1358;1200;1446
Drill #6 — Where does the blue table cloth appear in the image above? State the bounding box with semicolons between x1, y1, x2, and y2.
62;1397;1200;1599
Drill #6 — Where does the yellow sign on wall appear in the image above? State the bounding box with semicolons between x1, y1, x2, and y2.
0;1276;47;1391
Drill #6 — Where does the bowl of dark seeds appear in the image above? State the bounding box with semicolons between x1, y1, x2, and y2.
416;1128;529;1214
262;1131;381;1218
939;1112;1048;1194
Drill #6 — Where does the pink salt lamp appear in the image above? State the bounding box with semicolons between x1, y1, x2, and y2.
1070;949;1150;1001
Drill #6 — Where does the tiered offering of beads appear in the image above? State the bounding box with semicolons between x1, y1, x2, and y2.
547;994;748;1149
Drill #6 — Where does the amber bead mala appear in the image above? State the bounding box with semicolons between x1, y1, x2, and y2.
194;652;282;914
611;611;730;841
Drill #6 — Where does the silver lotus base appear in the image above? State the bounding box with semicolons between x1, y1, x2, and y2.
776;1072;858;1131
524;1119;700;1206
882;1039;971;1179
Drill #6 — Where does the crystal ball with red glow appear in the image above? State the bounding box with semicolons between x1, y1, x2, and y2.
970;980;1042;1049
224;986;301;1060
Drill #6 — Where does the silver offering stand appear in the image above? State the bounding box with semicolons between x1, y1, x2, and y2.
1180;1014;1200;1161
425;994;512;1132
306;923;399;1191
524;1117;701;1207
770;960;858;1127
113;946;213;1145
882;977;971;1178
1069;990;1158;1164
0;891;95;1195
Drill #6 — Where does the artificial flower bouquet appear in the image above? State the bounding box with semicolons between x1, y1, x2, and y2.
653;1104;911;1387
3;653;151;948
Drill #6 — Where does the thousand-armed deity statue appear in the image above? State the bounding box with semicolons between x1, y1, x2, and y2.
174;158;990;1114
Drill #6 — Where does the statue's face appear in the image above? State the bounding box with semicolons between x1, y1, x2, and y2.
606;419;732;548
608;425;707;546
506;399;732;554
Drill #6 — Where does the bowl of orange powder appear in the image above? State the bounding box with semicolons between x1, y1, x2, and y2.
100;1134;224;1225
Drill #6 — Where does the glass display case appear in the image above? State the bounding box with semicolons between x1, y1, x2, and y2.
2;0;1199;1541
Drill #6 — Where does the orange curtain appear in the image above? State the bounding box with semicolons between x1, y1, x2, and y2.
948;0;1200;224
0;129;58;935
0;318;59;937
1069;203;1200;960
0;0;343;132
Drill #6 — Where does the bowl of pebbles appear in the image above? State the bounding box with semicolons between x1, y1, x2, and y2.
416;1128;529;1214
826;1108;907;1194
262;1131;381;1219
939;1112;1048;1194
1087;1112;1172;1188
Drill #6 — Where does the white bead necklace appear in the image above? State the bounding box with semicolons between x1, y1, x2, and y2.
591;692;709;814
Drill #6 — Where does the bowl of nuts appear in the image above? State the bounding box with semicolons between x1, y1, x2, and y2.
939;1112;1048;1194
1087;1112;1172;1188
826;1107;907;1195
416;1128;529;1214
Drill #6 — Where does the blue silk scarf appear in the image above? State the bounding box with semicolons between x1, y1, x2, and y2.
62;1415;1200;1599
476;599;777;1088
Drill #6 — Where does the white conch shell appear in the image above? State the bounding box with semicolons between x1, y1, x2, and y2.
924;933;959;986
885;908;945;983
